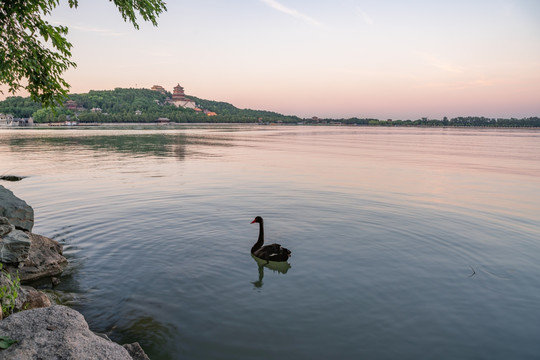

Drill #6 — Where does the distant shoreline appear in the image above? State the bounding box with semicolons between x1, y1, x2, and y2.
1;122;539;130
1;88;538;128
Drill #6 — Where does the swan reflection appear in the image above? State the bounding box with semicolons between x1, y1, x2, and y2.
251;254;291;288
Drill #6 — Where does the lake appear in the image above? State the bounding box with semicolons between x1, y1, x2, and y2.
1;125;539;360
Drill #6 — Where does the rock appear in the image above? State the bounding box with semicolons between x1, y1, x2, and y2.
123;342;151;360
0;185;34;232
17;285;52;310
0;228;31;264
0;175;25;182
4;233;68;282
0;305;135;359
0;217;31;264
0;217;14;237
51;276;61;287
0;272;50;317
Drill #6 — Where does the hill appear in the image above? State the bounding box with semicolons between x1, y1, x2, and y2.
189;96;300;123
0;88;301;124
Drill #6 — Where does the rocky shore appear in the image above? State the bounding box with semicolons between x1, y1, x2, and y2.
0;184;150;359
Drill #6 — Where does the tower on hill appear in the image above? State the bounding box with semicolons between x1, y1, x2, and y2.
172;84;186;100
170;84;196;109
151;83;197;109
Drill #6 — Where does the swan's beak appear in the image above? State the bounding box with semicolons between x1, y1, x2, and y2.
250;219;256;224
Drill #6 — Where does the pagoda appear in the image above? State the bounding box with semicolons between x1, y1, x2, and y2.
170;83;196;109
172;84;187;101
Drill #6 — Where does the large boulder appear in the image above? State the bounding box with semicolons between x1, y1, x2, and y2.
0;305;135;359
12;233;68;282
0;185;34;232
0;217;31;263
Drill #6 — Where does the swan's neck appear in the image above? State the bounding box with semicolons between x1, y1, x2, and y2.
251;221;264;253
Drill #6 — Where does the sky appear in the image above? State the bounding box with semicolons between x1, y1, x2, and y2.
2;0;540;119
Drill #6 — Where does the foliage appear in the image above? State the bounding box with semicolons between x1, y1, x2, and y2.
0;96;41;118
4;87;300;123
0;0;166;108
32;106;73;123
189;96;301;123
0;264;20;318
317;116;540;127
0;335;17;350
70;88;169;113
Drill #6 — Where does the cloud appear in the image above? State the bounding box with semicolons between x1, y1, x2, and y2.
260;0;322;26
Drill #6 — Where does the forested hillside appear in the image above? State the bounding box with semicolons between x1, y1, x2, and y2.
0;88;298;123
0;96;42;118
188;96;301;123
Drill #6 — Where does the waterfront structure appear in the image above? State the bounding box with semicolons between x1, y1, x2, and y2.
0;113;14;125
0;114;34;127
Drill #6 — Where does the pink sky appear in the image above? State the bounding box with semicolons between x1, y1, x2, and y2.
2;0;539;119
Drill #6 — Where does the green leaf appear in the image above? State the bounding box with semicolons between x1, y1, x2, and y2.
0;0;166;109
0;336;17;350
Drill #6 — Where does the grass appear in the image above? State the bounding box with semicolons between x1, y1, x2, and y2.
0;263;21;318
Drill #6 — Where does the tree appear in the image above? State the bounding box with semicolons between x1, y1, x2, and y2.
0;95;41;117
0;0;166;108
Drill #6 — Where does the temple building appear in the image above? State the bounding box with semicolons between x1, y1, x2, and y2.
170;84;196;109
64;100;78;110
151;85;167;94
172;84;186;100
152;83;197;109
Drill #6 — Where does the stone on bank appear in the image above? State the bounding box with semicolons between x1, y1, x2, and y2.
0;186;34;232
0;185;150;359
0;217;31;264
0;305;146;360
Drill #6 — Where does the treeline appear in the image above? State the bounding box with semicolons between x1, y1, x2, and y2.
0;89;538;126
0;96;41;118
319;116;540;127
68;88;169;113
189;96;301;123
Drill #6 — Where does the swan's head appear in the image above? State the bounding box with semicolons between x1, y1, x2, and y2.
250;216;263;224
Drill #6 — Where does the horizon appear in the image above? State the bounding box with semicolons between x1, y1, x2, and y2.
1;0;539;119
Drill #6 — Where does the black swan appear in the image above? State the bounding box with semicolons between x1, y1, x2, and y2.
250;216;291;262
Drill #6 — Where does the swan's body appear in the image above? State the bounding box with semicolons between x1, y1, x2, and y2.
250;216;291;262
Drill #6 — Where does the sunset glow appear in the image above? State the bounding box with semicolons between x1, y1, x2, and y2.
1;0;539;119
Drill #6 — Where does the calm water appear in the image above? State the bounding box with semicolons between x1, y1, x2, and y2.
1;125;539;360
